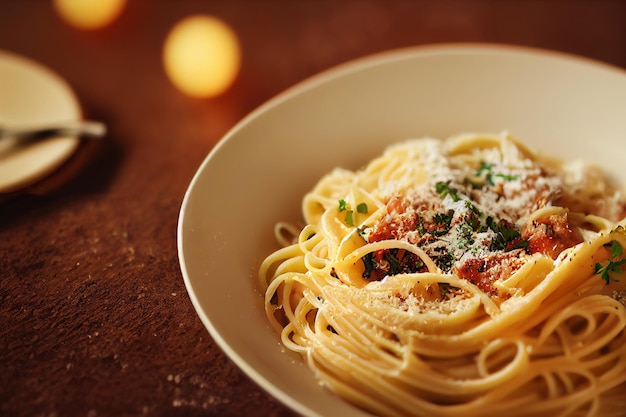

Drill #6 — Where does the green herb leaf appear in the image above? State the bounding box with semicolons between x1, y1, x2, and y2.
495;173;518;182
356;202;368;214
434;210;454;227
385;251;400;274
416;215;426;236
362;252;376;279
476;162;494;176
465;200;483;217
594;262;603;275
611;240;623;258
486;216;528;252
345;210;354;227
432;210;455;237
338;199;347;212
476;162;493;175
475;161;517;185
435;182;460;202
595;240;626;284
435;252;456;272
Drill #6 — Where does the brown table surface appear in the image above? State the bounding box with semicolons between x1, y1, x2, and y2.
1;1;626;416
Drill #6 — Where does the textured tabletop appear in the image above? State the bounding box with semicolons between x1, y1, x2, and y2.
1;1;625;416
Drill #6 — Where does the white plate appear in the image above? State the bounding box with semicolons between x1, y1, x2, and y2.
0;50;81;193
178;44;626;417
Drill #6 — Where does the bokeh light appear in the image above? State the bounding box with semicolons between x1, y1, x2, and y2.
163;15;241;98
53;0;127;30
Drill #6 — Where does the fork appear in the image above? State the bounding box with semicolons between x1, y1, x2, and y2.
0;120;106;143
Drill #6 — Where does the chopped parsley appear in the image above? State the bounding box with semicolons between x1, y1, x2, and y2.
385;251;401;273
359;167;531;283
345;210;355;226
339;200;368;227
434;181;528;252
476;161;518;185
432;210;454;236
465;211;483;233
435;182;483;217
356;202;369;214
476;162;494;177
465;200;483;216
594;240;626;284
361;249;426;279
457;222;476;249
435;252;456;272
338;199;354;226
361;252;376;278
435;181;460;202
486;216;529;252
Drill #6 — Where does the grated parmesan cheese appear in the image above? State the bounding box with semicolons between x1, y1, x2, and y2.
362;135;625;296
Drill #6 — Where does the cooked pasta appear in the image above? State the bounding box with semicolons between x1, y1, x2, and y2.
259;132;626;417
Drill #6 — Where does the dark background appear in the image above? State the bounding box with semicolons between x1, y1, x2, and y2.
1;1;625;416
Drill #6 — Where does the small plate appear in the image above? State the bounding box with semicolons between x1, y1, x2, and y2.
178;44;626;417
0;50;81;193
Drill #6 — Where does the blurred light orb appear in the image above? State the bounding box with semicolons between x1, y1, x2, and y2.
53;0;127;30
163;15;241;98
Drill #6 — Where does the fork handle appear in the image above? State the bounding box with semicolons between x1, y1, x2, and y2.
0;120;106;142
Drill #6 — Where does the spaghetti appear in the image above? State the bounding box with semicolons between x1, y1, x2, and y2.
259;132;626;417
